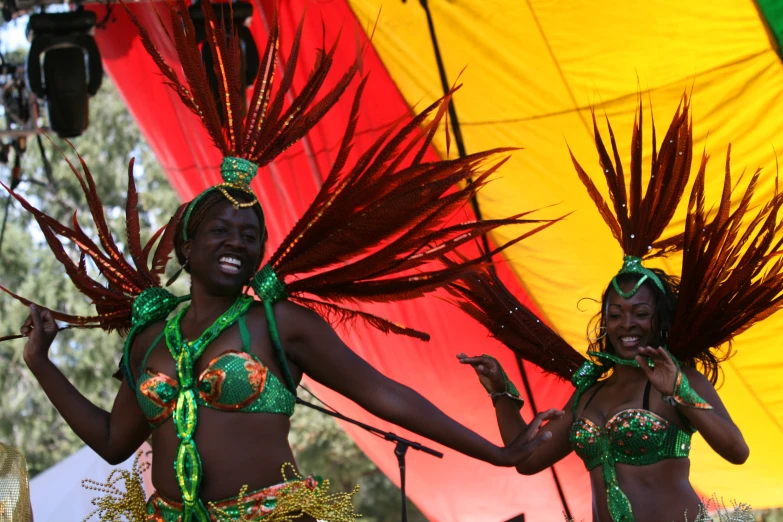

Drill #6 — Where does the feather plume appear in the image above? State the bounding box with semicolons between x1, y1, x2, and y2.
264;83;563;337
0;153;180;336
446;267;585;380
124;158;156;287
291;296;430;341
668;148;783;377
124;0;360;166
571;95;693;258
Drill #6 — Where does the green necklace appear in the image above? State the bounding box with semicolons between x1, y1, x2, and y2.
164;294;254;521
587;349;670;369
588;350;646;368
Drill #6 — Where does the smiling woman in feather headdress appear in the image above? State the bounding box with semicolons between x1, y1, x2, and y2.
452;97;776;522
4;3;563;521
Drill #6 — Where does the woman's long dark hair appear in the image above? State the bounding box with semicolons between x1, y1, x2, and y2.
587;269;725;383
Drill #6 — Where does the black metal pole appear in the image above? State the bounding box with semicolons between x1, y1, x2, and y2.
395;442;410;522
413;2;574;519
295;396;442;522
514;356;573;520
417;0;493;256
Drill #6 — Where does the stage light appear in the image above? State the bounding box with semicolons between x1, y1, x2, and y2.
26;8;103;138
188;0;259;118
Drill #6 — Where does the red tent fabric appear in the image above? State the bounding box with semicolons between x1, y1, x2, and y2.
89;2;590;520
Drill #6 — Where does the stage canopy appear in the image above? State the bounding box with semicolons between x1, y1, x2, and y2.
87;1;783;520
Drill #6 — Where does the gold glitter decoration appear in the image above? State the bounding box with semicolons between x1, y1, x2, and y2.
0;442;31;522
561;494;754;522
686;495;755;522
84;456;359;521
209;464;360;522
81;450;149;522
181;157;261;241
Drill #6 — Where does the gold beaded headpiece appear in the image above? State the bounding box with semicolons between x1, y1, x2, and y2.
181;157;263;241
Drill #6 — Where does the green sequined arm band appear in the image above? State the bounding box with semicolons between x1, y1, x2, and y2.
480;355;524;410
662;369;713;410
251;264;288;304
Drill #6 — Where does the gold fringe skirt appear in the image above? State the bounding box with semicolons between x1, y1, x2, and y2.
82;454;359;522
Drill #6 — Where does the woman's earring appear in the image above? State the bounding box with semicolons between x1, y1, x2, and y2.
166;258;189;287
587;325;607;342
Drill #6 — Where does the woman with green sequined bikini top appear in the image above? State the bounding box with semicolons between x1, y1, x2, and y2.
450;96;774;522
7;3;562;521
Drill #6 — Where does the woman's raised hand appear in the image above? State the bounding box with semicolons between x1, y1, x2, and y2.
21;304;58;368
457;353;506;393
501;408;564;466
636;346;678;396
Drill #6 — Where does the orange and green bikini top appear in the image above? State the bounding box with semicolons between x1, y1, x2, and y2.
122;297;296;428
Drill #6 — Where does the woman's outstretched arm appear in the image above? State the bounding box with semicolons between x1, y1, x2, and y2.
22;305;150;464
276;301;561;468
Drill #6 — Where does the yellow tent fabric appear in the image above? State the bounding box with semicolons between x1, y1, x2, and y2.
348;0;783;508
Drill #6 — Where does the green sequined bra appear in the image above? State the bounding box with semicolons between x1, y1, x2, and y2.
130;305;295;428
569;360;695;522
122;268;296;521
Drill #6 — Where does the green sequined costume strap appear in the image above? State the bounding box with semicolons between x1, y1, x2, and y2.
164;295;254;521
252;264;297;393
572;349;666;418
263;300;297;393
570;360;634;521
119;289;191;389
570;359;605;419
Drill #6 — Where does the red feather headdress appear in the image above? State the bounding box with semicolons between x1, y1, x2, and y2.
1;4;559;349
447;96;783;383
124;0;363;239
0;148;187;343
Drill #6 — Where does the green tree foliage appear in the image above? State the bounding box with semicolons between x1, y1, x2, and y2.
0;76;427;520
0;77;179;477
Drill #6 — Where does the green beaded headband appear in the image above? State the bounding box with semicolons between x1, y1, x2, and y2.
611;255;666;299
181;156;263;241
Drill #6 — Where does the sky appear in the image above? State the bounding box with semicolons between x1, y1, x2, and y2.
0;17;30;55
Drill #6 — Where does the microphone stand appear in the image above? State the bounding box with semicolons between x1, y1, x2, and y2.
295;397;443;522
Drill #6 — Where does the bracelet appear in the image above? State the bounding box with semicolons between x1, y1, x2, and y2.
480;354;524;410
661;368;713;410
489;390;525;409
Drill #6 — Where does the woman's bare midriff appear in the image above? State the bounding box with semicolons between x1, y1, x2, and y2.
150;410;299;501
588;458;702;522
